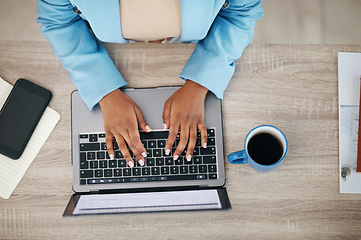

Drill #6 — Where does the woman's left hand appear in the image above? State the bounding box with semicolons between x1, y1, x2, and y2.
163;80;209;161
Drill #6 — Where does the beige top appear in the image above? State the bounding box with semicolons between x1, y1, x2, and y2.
120;0;182;41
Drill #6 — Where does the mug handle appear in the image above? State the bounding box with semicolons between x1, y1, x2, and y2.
227;150;248;164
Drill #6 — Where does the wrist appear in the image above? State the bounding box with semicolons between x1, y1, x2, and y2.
184;80;209;97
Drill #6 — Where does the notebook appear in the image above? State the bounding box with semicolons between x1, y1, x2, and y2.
64;86;230;215
0;77;60;199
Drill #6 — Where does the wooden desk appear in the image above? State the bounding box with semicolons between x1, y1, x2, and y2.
1;41;361;239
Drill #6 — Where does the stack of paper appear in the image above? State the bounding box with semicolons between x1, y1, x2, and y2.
338;52;361;194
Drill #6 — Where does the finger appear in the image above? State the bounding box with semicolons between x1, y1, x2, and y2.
128;127;147;160
105;131;115;160
165;122;179;156
121;129;145;167
162;99;171;130
114;133;134;167
173;124;190;160
198;122;208;148
185;125;198;161
134;106;152;133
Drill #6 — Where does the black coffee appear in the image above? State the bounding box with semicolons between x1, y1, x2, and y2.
247;133;283;165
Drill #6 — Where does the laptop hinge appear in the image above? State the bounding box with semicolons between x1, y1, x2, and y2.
89;190;99;193
199;185;209;188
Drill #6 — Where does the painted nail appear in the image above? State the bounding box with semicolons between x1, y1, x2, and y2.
173;155;179;161
128;161;134;168
146;125;152;132
163;123;168;129
186;155;192;161
142;152;147;158
139;159;144;166
109;154;114;160
165;149;171;155
203;143;207;148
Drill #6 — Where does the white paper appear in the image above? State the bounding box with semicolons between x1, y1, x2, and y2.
73;189;222;215
338;52;361;193
0;77;60;199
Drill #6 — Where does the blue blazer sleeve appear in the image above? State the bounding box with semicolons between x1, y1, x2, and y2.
36;0;128;109
179;0;264;99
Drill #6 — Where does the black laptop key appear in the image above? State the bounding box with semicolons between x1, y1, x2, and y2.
208;165;217;173
208;137;215;146
115;150;123;158
80;170;93;178
170;166;179;174
189;165;198;174
157;140;166;148
207;129;215;137
80;179;86;185
164;174;207;181
80;134;88;139
194;156;202;164
199;165;207;173
114;169;122;177
140;131;169;140
161;166;169;175
142;167;151;175
156;158;164;166
133;168;141;176
97;151;105;159
118;160;127;167
152;167;160;175
180;166;188;174
99;160;107;168
165;157;174;165
123;168;131;176
90;161;98;169
209;173;217;179
80;158;88;169
203;156;216;164
87;152;96;160
101;142;107;150
89;134;98;142
174;157;183;165
104;169;112;177
148;140;156;148
109;160;117;168
200;147;216;155
80;143;100;151
95;169;103;177
147;158;155;166
153;149;162;157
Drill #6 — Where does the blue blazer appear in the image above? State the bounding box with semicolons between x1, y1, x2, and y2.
37;0;263;109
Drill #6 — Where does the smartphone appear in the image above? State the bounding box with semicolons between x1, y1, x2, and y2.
0;78;52;159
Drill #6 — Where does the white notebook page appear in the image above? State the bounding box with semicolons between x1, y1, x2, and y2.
0;77;60;199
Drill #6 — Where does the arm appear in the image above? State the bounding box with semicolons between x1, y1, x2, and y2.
37;0;148;166
179;0;264;98
164;0;264;159
36;0;128;109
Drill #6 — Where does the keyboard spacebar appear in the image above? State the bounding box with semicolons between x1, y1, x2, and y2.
87;174;208;184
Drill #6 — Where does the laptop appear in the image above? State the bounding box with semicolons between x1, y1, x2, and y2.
64;86;230;216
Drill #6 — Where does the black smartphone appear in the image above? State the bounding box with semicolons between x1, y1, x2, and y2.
0;78;52;159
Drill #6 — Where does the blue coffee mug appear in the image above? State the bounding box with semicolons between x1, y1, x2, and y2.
227;125;288;172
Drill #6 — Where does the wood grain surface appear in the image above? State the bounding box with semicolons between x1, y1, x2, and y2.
0;41;361;239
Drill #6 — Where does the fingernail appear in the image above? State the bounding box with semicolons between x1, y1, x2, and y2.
146;125;152;132
203;143;207;148
142;152;147;158
165;149;170;155
173;155;179;161
109;154;114;160
139;159;144;166
163;123;168;129
186;155;192;161
128;161;134;168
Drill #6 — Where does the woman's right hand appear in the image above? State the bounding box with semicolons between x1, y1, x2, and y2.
99;89;151;167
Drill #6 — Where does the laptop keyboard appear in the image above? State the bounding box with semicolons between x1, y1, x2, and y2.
78;129;218;185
